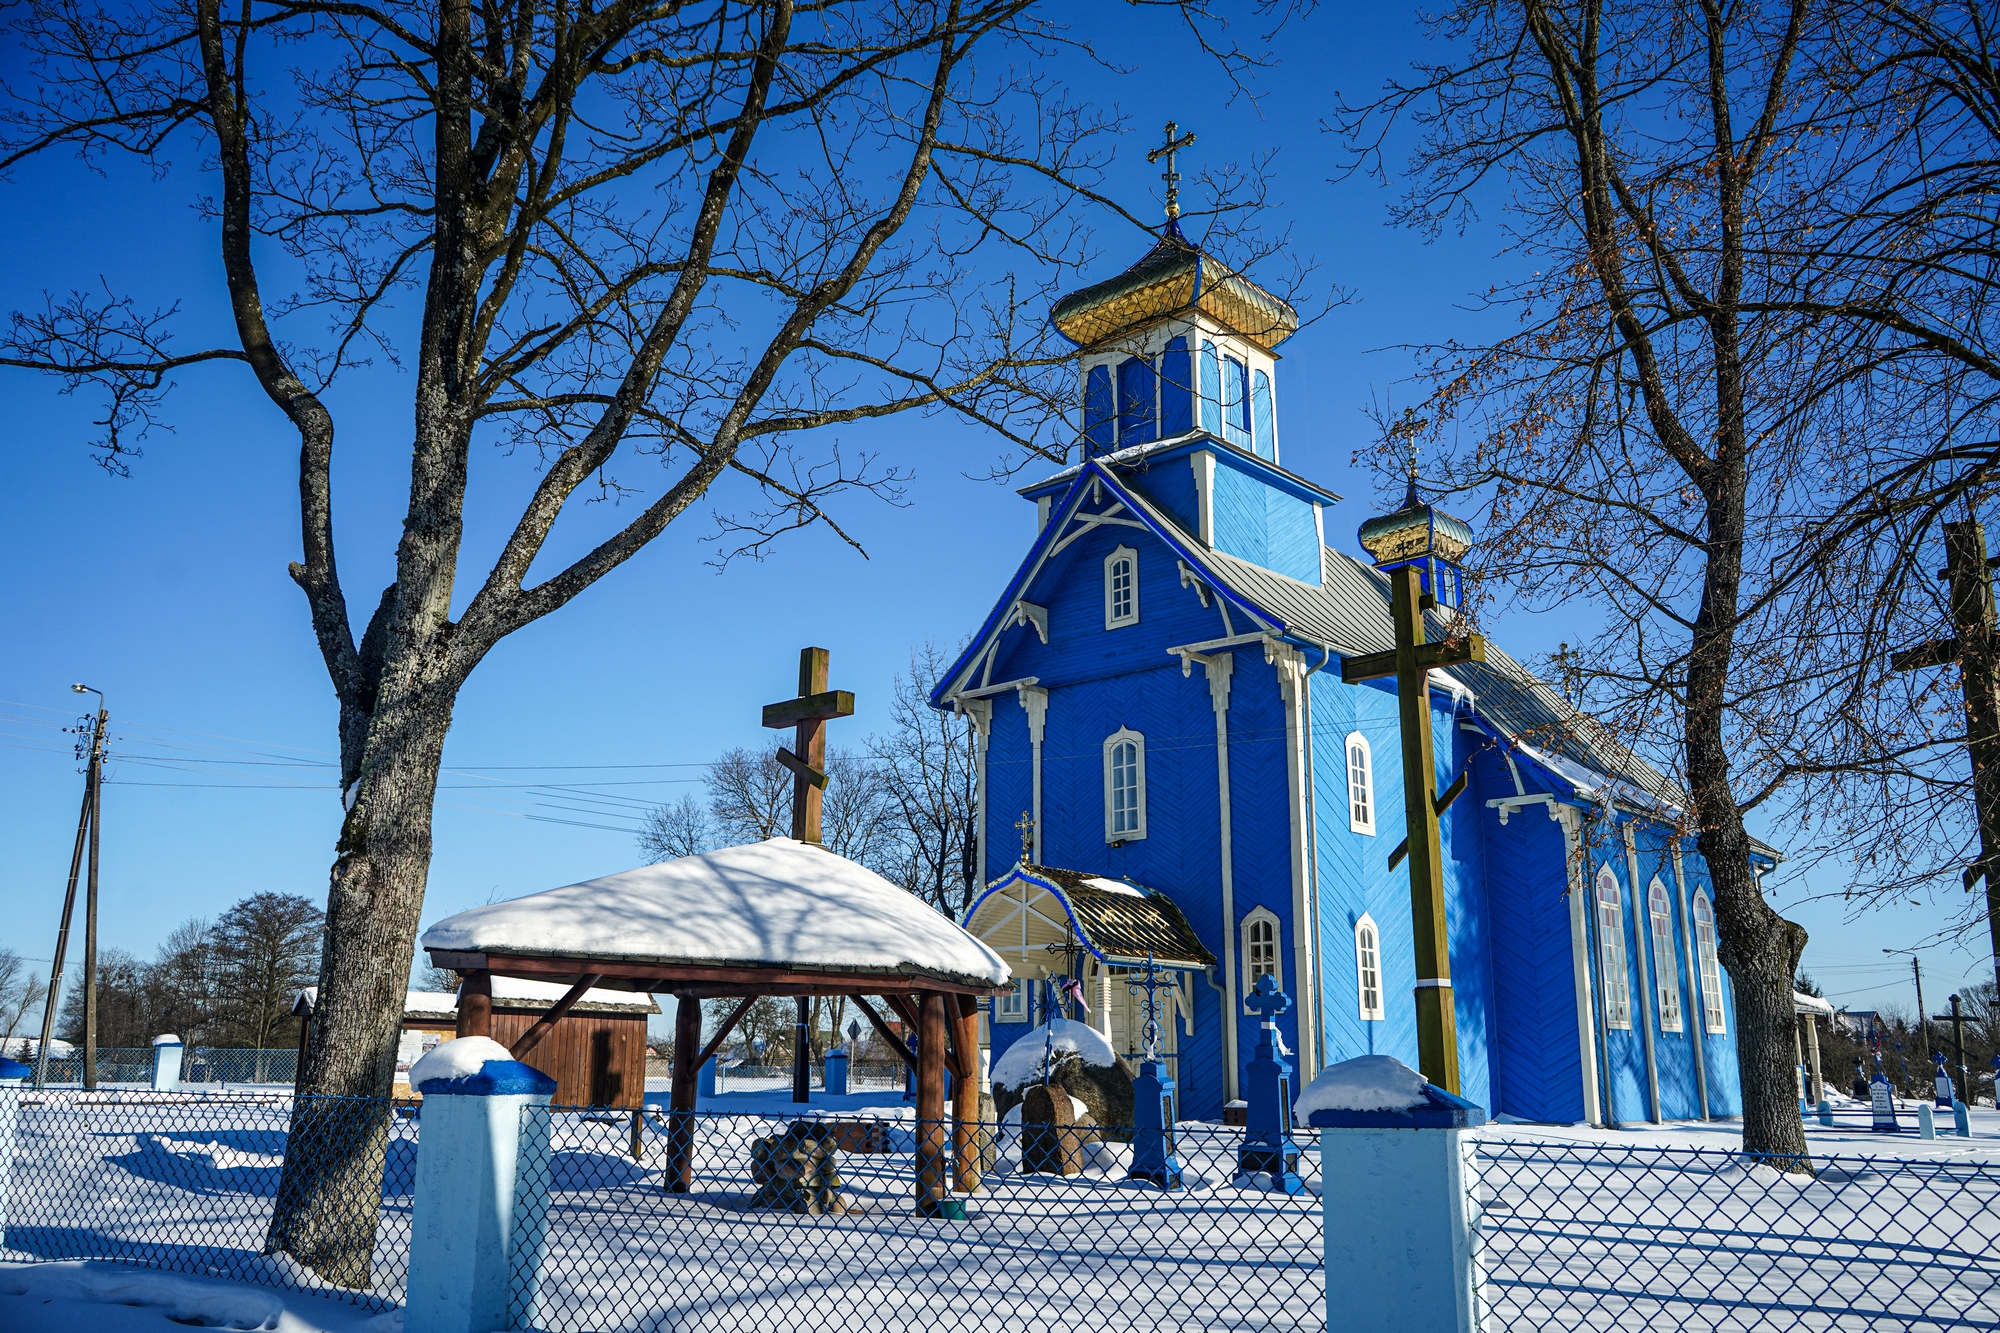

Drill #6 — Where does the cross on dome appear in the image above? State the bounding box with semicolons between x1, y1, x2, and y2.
1145;120;1197;227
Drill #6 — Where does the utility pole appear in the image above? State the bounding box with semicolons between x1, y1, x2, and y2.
33;685;107;1091
1892;519;2000;995
1889;948;1931;1069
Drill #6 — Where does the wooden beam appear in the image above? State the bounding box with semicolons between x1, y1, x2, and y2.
1893;638;1960;672
694;996;758;1070
1341;633;1487;684
666;995;702;1193
915;991;950;1214
952;994;982;1195
761;689;855;730
507;974;602;1060
852;995;918;1072
940;994;971;1083
456;969;493;1039
455;952;1004;997
775;747;827;789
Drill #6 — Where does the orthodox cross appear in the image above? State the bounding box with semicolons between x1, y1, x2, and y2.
1341;564;1486;1095
1015;810;1036;865
1246;973;1292;1029
1893;519;2000;995
1146;121;1197;224
1045;921;1089;984
761;646;855;844
1126;952;1173;1061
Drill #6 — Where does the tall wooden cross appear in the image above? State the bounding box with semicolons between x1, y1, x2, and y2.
1341;565;1487;1094
1146;121;1196;224
1893;519;2000;994
761;646;855;844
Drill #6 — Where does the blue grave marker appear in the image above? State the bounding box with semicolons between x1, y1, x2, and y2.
1125;954;1183;1190
1871;1053;1900;1132
1935;1051;1956;1110
824;1046;848;1097
1238;974;1303;1193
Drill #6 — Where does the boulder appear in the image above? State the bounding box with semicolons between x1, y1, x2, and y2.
993;1048;1135;1141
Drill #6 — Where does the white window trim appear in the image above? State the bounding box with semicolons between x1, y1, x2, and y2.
1355;913;1384;1021
1104;544;1140;629
1345;731;1376;835
996;977;1029;1023
1647;877;1684;1033
1694;891;1726;1034
1102;726;1148;843
1595;863;1632;1030
1241;906;1283;1011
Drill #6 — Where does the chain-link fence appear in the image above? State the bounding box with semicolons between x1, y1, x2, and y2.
510;1108;1325;1333
0;1091;410;1309
1474;1141;2000;1330
710;1063;908;1091
28;1048;299;1087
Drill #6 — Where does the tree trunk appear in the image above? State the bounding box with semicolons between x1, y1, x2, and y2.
265;693;454;1285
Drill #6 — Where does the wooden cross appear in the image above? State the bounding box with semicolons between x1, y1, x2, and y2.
1146;121;1197;223
1341;565;1487;1095
761;646;855;844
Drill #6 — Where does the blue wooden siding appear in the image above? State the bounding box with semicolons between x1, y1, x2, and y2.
1441;708;1497;1113
1128;469;1201;544
1083;365;1113;453
1679;862;1742;1116
1476;753;1586;1123
1251;369;1275;461
1199;341;1222;435
1160;337;1194;437
1118;356;1157;446
1628;822;1702;1119
1211;462;1321;585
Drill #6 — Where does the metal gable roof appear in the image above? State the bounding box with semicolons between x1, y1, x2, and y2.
963;864;1215;969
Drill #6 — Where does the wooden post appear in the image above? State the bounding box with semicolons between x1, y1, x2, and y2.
915;990;952;1216
952;995;982;1194
666;996;702;1193
457;970;494;1039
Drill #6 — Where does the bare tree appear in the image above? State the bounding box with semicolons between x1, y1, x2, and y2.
871;641;978;914
0;0;1256;1279
638;792;713;863
705;741;896;865
1330;0;2000;1163
0;949;48;1046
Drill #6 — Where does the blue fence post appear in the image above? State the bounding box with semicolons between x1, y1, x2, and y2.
405;1038;557;1333
1304;1057;1487;1333
0;1055;26;1247
698;1056;718;1099
151;1035;184;1092
824;1047;848;1097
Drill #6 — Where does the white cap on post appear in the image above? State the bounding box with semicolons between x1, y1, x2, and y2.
150;1034;185;1093
404;1037;558;1333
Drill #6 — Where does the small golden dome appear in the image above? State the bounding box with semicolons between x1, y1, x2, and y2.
1050;231;1298;352
1357;481;1475;567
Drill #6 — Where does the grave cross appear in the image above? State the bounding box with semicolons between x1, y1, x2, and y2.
1246;973;1292;1026
1933;992;1974;1105
1126;952;1174;1062
1145;121;1198;224
761;646;855;844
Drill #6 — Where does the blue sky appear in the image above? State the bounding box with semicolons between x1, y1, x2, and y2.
0;1;1981;1026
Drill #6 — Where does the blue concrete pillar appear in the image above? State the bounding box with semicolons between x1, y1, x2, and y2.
151;1035;184;1092
1127;1058;1182;1189
0;1055;26;1247
698;1056;718;1099
824;1047;849;1097
1306;1065;1487;1333
405;1038;557;1333
1918;1102;1936;1139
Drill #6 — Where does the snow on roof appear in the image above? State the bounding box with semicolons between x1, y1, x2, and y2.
1080;877;1145;898
1294;1055;1430;1117
1795;991;1836;1016
422;838;1010;989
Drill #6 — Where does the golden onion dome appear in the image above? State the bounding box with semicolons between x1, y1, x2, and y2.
1357;480;1475;567
1049;230;1299;352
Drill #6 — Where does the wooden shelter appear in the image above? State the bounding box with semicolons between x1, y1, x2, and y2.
421;836;1011;1217
293;981;657;1105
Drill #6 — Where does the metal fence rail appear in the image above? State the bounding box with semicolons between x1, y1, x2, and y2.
511;1109;1325;1333
0;1091;410;1310
1474;1141;2000;1331
28;1048;299;1087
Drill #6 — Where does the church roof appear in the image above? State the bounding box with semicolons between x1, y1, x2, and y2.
936;459;1704;823
1048;233;1299;351
964;863;1215;970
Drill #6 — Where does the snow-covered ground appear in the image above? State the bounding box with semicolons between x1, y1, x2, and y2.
0;1262;401;1333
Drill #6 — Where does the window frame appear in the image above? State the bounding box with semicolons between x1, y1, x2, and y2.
1647;877;1684;1033
996;977;1030;1023
1354;913;1384;1021
1693;891;1726;1034
1102;727;1148;843
1594;863;1633;1030
1344;731;1376;835
1242;906;1283;1009
1104;544;1140;629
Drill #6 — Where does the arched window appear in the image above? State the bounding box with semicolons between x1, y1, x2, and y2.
1595;864;1632;1029
1104;545;1139;629
1648;877;1683;1033
1345;731;1375;835
1082;364;1114;453
1198;340;1222;435
1355;914;1384;1021
1693;891;1726;1033
1222;355;1251;448
1242;907;1282;1005
1251;369;1276;461
1117;355;1157;445
1103;727;1147;842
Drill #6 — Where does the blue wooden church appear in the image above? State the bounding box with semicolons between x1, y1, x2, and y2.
934;221;1754;1126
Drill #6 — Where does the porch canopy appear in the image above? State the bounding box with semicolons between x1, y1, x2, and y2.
421;837;1010;1211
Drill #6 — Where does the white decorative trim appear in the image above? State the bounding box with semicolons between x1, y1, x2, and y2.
1693;889;1726;1034
1104;545;1140;629
1102;726;1147;843
1021;686;1048;863
958;697;993;890
1647;875;1684;1034
1344;731;1376;835
1622;824;1662;1121
1355;914;1384;1021
1191;450;1216;546
1557;806;1604;1127
1241;906;1283;1010
1595;863;1633;1030
1009;600;1049;645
